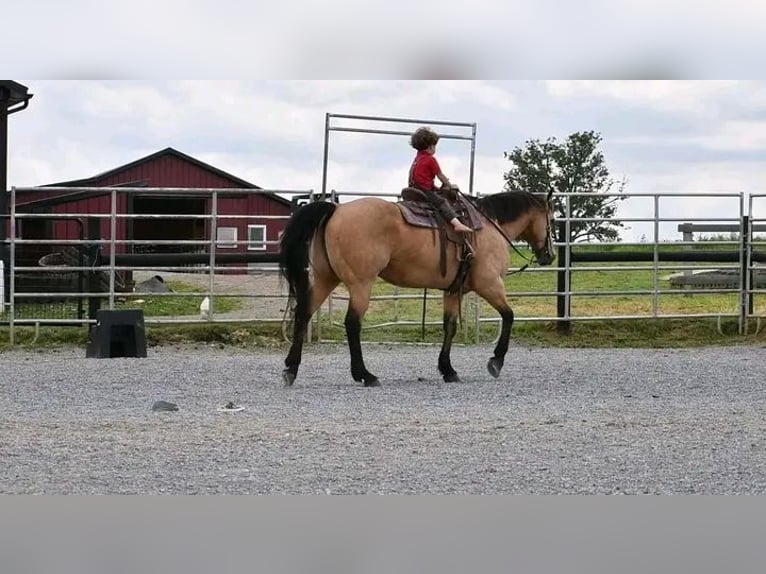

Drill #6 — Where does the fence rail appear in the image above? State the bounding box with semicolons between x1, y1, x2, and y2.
1;186;311;342
2;187;764;343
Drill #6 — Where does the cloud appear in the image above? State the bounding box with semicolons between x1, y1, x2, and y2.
692;120;766;153
8;80;513;194
612;158;763;240
545;81;740;115
25;81;509;155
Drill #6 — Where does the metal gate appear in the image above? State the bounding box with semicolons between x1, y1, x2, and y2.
4;186;765;342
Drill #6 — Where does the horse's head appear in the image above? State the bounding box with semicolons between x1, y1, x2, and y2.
521;190;555;266
475;189;556;266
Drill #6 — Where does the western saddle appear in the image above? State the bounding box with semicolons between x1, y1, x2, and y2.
397;187;483;294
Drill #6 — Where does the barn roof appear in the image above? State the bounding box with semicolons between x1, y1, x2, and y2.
42;147;291;207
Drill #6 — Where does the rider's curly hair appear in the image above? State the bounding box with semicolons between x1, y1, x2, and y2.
410;127;440;151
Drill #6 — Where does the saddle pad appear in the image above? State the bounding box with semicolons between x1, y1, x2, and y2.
397;196;485;231
397;201;439;228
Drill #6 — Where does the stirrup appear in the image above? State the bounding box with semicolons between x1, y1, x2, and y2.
461;239;475;263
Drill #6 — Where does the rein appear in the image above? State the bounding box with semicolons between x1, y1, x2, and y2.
460;190;549;273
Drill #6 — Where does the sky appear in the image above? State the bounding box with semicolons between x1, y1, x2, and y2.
7;80;766;241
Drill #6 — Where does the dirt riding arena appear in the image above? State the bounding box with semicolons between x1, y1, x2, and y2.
2;341;766;494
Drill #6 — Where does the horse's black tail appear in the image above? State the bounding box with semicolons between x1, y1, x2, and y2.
279;201;338;316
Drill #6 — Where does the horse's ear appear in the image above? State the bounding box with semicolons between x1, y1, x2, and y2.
546;188;553;203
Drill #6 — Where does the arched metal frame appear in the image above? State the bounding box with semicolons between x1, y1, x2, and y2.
318;113;478;342
320;113;478;199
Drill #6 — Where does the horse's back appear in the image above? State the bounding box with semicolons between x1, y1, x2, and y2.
337;196;399;215
329;197;402;233
321;198;404;284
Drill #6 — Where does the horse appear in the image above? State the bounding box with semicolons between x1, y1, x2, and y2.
278;190;555;387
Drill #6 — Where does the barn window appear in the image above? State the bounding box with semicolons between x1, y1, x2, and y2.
216;227;238;249
247;225;267;250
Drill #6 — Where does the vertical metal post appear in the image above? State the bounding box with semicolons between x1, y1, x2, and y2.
680;222;693;296
556;219;570;335
748;224;755;317
0;83;31;323
468;123;477;196
0;89;7;193
208;190;218;320
0;91;9;309
652;195;660;317
87;218;102;322
747;195;756;318
77;222;85;320
565;195;572;328
740;213;750;335
315;189;325;342
9;186;16;345
321;113;330;200
321;191;330;340
109;189;117;309
465;123;481;345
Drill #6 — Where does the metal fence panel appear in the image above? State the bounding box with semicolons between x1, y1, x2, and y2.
3;187;759;343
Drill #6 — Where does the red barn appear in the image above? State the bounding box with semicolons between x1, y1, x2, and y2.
14;148;294;272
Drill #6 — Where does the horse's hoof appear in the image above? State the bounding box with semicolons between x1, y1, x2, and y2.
364;376;381;388
282;370;296;387
487;358;502;379
443;373;461;383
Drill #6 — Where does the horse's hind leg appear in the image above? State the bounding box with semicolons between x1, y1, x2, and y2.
344;281;379;387
438;293;462;383
474;277;514;379
283;274;339;386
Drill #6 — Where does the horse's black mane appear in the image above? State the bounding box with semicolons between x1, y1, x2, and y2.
472;191;547;224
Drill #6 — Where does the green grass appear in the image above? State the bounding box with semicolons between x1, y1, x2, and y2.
0;322;286;350
0;279;242;323
116;280;241;317
3;315;766;352
307;244;760;347
5;316;766;352
320;258;745;335
311;314;766;349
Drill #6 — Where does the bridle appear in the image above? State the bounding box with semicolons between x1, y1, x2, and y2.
462;189;555;269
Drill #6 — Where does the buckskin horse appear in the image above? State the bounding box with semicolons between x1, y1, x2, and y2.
279;189;555;387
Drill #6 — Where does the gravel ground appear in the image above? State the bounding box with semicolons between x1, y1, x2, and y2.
2;343;766;494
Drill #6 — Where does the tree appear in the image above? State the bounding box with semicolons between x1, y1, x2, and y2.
503;131;627;243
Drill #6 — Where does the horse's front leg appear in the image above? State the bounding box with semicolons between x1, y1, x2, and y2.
474;277;514;379
438;293;462;382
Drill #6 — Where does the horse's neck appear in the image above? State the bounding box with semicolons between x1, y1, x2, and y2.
495;212;532;241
